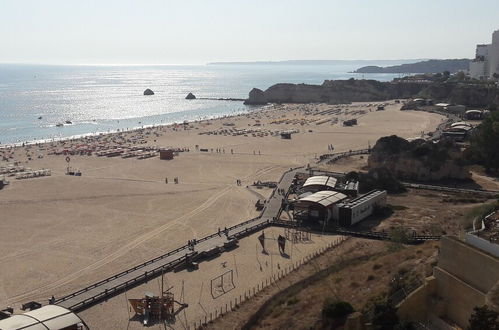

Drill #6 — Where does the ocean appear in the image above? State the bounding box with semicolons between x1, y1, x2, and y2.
0;63;405;145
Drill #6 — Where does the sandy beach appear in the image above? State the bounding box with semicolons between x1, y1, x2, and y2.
0;101;445;328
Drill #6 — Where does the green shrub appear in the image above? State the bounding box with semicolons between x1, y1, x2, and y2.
468;305;499;330
322;298;355;321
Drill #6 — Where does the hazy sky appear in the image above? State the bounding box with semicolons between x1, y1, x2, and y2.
1;0;499;65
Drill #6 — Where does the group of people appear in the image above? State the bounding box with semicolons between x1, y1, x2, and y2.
217;226;229;237
187;238;197;250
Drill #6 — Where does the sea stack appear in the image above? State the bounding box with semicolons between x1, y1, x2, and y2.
185;92;196;100
143;89;154;95
244;88;267;105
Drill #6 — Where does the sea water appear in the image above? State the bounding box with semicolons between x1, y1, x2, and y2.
0;63;404;145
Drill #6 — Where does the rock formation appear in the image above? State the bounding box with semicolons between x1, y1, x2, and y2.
368;135;471;181
243;88;266;104
143;89;154;96
244;79;427;105
185;92;196;100
244;79;499;109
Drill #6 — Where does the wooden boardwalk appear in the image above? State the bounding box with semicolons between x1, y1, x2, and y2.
54;167;303;312
51;163;452;312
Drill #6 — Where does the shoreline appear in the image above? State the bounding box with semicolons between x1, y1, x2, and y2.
0;104;271;149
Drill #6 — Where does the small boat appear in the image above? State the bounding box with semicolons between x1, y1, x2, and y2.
56;123;63;127
65;120;72;124
38;116;42;120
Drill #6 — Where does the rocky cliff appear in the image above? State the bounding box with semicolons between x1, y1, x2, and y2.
244;79;427;105
244;79;499;109
368;135;471;181
419;82;499;108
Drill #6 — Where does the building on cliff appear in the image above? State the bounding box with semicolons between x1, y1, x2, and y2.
469;29;499;80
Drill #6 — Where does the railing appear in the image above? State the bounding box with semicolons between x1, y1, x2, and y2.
317;148;371;164
54;214;272;309
53;243;190;305
402;182;499;196
389;279;424;307
270;221;440;243
68;255;189;311
53;161;452;312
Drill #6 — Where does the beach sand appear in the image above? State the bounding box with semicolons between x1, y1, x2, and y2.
0;101;445;328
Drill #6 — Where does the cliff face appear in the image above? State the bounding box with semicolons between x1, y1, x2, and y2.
244;79;499;109
368;135;471;181
420;83;499;108
244;80;427;105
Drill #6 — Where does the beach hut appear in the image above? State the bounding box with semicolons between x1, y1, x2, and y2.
343;118;357;126
159;149;174;160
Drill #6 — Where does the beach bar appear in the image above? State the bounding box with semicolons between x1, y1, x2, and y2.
293;191;347;225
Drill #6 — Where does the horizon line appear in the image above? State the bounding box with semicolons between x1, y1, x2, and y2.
0;57;470;67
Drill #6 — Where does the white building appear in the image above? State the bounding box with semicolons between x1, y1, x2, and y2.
469;30;499;80
0;305;88;330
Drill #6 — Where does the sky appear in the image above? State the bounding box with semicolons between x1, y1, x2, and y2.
1;0;499;65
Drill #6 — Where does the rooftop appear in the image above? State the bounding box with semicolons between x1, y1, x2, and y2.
337;190;386;209
303;176;337;189
298;190;347;207
0;305;84;330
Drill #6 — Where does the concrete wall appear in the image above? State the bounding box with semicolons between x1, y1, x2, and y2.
466;233;499;258
438;236;499;293
397;276;437;322
434;267;486;328
397;236;499;328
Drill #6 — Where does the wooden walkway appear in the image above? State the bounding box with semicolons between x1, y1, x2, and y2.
54;167;303;312
52;163;451;312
